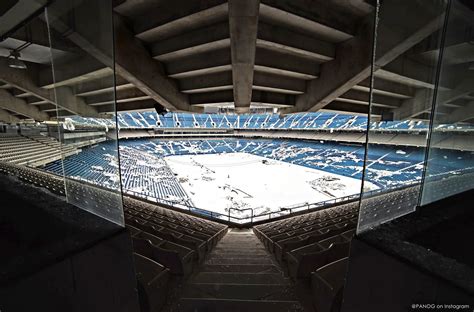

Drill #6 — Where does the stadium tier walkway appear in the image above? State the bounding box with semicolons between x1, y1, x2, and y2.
176;228;304;312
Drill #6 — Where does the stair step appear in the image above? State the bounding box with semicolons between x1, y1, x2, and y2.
192;272;289;285
179;298;303;312
210;253;271;259
201;264;281;273
218;242;262;246
222;236;259;239
182;283;297;300
219;241;261;244
216;245;264;249
213;247;267;253
205;257;274;265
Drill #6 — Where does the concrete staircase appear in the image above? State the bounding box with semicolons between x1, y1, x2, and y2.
178;228;304;312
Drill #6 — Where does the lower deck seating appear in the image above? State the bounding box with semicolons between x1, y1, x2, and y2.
287;229;354;279
0;162;228;312
131;229;195;276
123;197;228;311
134;253;171;312
253;202;358;312
311;257;349;312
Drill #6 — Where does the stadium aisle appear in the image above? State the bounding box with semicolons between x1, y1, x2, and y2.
176;228;305;312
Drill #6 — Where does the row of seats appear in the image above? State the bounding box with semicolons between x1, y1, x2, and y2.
123;197;228;311
0;133;78;167
73;110;474;131
253;202;358;312
28;134;77;155
44;142;194;207
71;111;451;131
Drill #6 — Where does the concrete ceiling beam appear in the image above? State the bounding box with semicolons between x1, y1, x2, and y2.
0;89;49;120
0;60;99;117
136;2;229;43
284;0;446;113
0;107;20;123
259;0;360;42
229;0;260;114
150;22;229;59
257;23;335;62
338;89;402;109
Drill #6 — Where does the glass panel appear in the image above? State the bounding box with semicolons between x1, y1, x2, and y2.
0;10;67;195
421;0;474;205
358;0;448;232
44;0;123;225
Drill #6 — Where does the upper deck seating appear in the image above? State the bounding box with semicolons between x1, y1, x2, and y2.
0;133;78;167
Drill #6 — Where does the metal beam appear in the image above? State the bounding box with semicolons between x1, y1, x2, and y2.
229;0;260;113
0;89;49;120
0;108;20;123
285;0;446;113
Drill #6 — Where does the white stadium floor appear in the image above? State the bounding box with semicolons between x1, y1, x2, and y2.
165;152;379;215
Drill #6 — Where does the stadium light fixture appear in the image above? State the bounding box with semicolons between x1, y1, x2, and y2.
8;50;27;70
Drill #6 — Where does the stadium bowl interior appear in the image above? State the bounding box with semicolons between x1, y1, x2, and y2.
0;0;473;311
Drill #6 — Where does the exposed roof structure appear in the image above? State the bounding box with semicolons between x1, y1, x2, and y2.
0;0;473;122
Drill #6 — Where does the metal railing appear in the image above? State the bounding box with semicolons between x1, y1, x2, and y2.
123;181;422;226
3;160;470;227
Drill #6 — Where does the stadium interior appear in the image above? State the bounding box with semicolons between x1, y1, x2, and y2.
0;0;473;311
